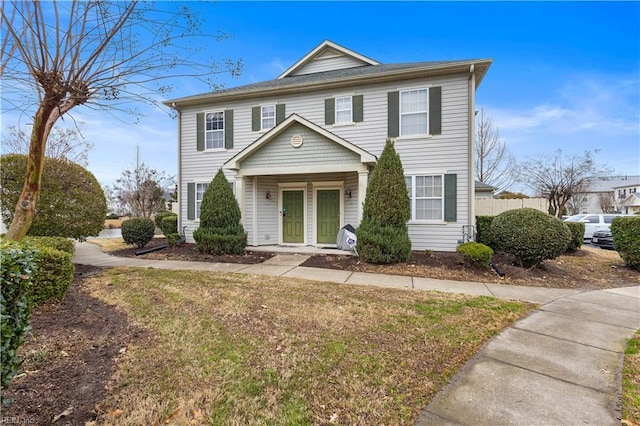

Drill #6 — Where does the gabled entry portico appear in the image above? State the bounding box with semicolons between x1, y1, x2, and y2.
223;114;377;247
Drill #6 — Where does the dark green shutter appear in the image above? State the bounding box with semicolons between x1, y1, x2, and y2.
429;86;442;135
187;183;195;220
444;174;457;222
224;109;233;149
387;91;399;137
324;98;335;125
196;113;205;151
353;95;363;122
251;106;260;131
276;104;285;124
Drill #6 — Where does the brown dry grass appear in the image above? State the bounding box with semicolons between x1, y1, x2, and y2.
85;267;535;425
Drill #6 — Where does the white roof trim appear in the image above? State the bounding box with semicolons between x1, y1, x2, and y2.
223;113;377;170
277;40;380;79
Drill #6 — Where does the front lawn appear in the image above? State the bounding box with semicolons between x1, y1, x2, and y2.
84;267;535;424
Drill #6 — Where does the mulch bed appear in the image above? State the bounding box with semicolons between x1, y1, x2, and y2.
1;265;146;425
109;239;274;264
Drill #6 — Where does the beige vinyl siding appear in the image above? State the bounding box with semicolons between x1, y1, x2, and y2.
178;73;472;250
289;55;368;76
248;173;358;246
240;124;361;170
254;176;279;245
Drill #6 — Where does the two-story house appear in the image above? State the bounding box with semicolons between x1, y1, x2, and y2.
165;41;491;252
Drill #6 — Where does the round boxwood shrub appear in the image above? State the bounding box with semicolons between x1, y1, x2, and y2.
29;244;74;306
121;217;155;248
161;215;178;236
456;242;494;269
564;221;585;252
154;211;176;229
490;208;571;268
475;215;495;248
611;216;640;270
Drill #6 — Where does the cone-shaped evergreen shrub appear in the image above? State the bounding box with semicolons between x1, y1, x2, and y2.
357;139;411;264
193;169;247;255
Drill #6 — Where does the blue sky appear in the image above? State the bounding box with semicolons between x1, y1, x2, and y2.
3;1;639;190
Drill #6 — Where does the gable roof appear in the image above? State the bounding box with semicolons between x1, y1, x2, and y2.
166;41;492;109
622;193;640;207
223;113;377;171
474;181;496;191
277;40;380;79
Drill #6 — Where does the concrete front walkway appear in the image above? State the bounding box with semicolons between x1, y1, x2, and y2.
73;242;640;425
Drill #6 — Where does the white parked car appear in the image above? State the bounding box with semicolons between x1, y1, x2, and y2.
563;214;630;240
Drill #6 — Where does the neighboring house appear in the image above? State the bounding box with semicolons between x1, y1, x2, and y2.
569;175;640;214
613;181;640;214
166;40;491;252
474;181;496;199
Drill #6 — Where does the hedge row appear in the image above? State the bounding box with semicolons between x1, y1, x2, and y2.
611;216;640;270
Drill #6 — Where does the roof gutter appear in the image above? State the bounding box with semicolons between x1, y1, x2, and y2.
164;60;492;109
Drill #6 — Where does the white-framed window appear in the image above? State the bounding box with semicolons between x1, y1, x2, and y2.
261;105;275;130
405;174;443;221
400;88;428;136
205;111;224;149
195;183;209;219
335;96;352;124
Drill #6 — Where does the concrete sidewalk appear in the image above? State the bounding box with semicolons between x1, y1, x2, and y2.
72;242;640;425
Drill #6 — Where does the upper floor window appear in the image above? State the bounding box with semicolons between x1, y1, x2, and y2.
405;174;443;221
335;96;352;124
206;112;224;149
400;89;428;136
261;105;275;130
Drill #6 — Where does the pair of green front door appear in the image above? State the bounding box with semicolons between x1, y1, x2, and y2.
282;190;339;244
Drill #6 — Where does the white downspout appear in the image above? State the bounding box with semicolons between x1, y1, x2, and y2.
468;65;476;238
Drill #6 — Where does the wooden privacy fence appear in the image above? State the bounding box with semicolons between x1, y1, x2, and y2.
475;198;548;216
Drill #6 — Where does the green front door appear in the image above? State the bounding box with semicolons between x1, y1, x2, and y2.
317;189;340;244
282;190;304;244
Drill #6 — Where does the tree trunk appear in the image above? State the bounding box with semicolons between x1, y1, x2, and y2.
4;102;59;241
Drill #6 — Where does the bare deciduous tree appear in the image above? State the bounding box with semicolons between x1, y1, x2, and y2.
474;108;516;192
112;147;175;218
2;125;93;167
1;0;241;240
597;192;617;213
519;150;611;218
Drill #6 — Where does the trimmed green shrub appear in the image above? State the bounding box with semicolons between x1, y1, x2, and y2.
456;242;494;268
611;216;640;270
356;219;412;265
30;245;74;306
1;241;36;394
564;222;585;252
154;211;176;229
121;217;155;248
24;236;75;255
357;139;411;264
166;233;182;247
490;208;571;268
1;154;107;240
193;169;247;255
193;228;247;255
475;216;495;248
161;215;178;236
